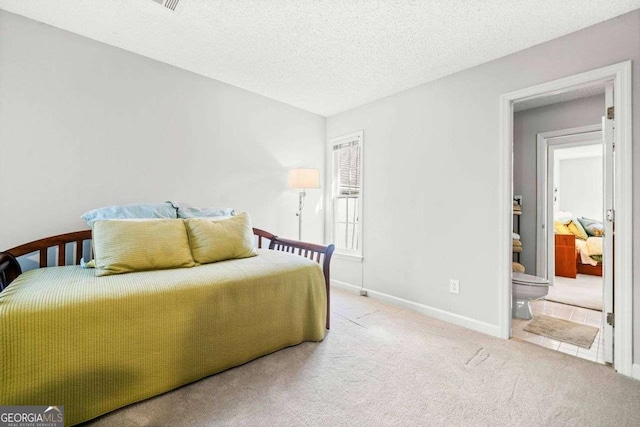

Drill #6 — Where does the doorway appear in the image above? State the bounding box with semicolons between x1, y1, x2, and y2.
518;124;608;363
536;125;603;282
498;61;633;376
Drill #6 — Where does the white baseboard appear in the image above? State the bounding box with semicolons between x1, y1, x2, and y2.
331;279;501;338
330;279;363;293
632;364;640;381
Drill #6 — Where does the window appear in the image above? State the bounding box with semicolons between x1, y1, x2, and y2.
330;131;363;256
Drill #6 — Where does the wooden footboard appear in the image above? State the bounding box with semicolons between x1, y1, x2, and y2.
0;228;335;328
254;229;335;329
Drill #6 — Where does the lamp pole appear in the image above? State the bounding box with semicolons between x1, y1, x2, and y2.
296;189;306;241
288;168;319;242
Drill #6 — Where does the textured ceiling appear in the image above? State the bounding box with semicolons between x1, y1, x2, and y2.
0;1;638;116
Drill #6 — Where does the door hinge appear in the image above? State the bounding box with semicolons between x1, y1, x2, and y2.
607;312;615;327
606;209;615;222
607;106;614;120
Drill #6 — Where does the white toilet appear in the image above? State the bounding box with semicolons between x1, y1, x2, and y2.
512;272;550;319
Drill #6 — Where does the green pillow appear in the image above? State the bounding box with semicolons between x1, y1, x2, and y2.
184;213;258;264
577;217;604;237
93;219;195;276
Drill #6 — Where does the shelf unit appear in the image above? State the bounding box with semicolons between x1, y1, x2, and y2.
513;200;522;263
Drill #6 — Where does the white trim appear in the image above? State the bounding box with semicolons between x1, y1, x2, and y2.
328;130;364;257
499;61;633;377
331;279;501;337
614;62;633;377
602;80;615;364
498;84;514;340
632;364;640;381
535;125;602;279
330;279;362;292
333;252;364;262
329;130;363;146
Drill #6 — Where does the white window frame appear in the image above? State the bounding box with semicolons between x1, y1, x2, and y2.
329;131;363;260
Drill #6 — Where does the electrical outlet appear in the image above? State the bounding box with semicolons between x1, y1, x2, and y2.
449;279;460;294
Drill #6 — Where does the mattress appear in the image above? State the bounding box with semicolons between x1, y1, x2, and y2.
0;249;327;425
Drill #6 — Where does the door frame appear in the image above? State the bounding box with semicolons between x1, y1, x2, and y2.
536;125;602;280
498;61;633;376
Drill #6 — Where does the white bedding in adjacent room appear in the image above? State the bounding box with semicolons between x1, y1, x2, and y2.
575;237;603;266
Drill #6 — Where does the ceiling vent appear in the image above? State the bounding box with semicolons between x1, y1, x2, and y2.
162;0;180;11
151;0;180;11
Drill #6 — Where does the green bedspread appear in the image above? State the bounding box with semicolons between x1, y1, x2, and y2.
0;249;327;426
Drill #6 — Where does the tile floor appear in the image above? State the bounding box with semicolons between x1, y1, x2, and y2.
512;297;607;364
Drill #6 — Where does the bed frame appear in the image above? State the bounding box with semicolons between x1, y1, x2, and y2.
554;234;602;278
0;228;335;328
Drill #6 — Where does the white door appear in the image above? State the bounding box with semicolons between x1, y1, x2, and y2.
602;81;614;364
537;118;612;364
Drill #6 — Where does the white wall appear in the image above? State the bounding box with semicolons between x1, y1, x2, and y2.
513;95;603;272
558;156;603;221
0;11;326;250
326;9;640;357
2;8;640;362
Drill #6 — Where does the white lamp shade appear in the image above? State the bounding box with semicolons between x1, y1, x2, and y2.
288;168;320;189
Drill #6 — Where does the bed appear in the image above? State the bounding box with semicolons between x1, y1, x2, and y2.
0;227;334;426
554;234;603;278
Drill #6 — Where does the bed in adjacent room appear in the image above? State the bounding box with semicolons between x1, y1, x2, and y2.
554;216;604;278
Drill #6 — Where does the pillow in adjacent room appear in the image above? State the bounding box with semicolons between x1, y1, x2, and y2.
178;206;236;218
568;218;588;240
577;217;605;237
184;213;257;264
553;218;572;235
93;219;195;276
81;202;177;226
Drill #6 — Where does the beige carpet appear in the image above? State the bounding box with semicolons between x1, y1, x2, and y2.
524;314;599;349
82;288;640;426
546;274;603;311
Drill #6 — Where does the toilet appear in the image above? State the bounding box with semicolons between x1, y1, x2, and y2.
512;272;550;319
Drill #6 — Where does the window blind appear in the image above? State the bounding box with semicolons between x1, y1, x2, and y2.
333;138;361;196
